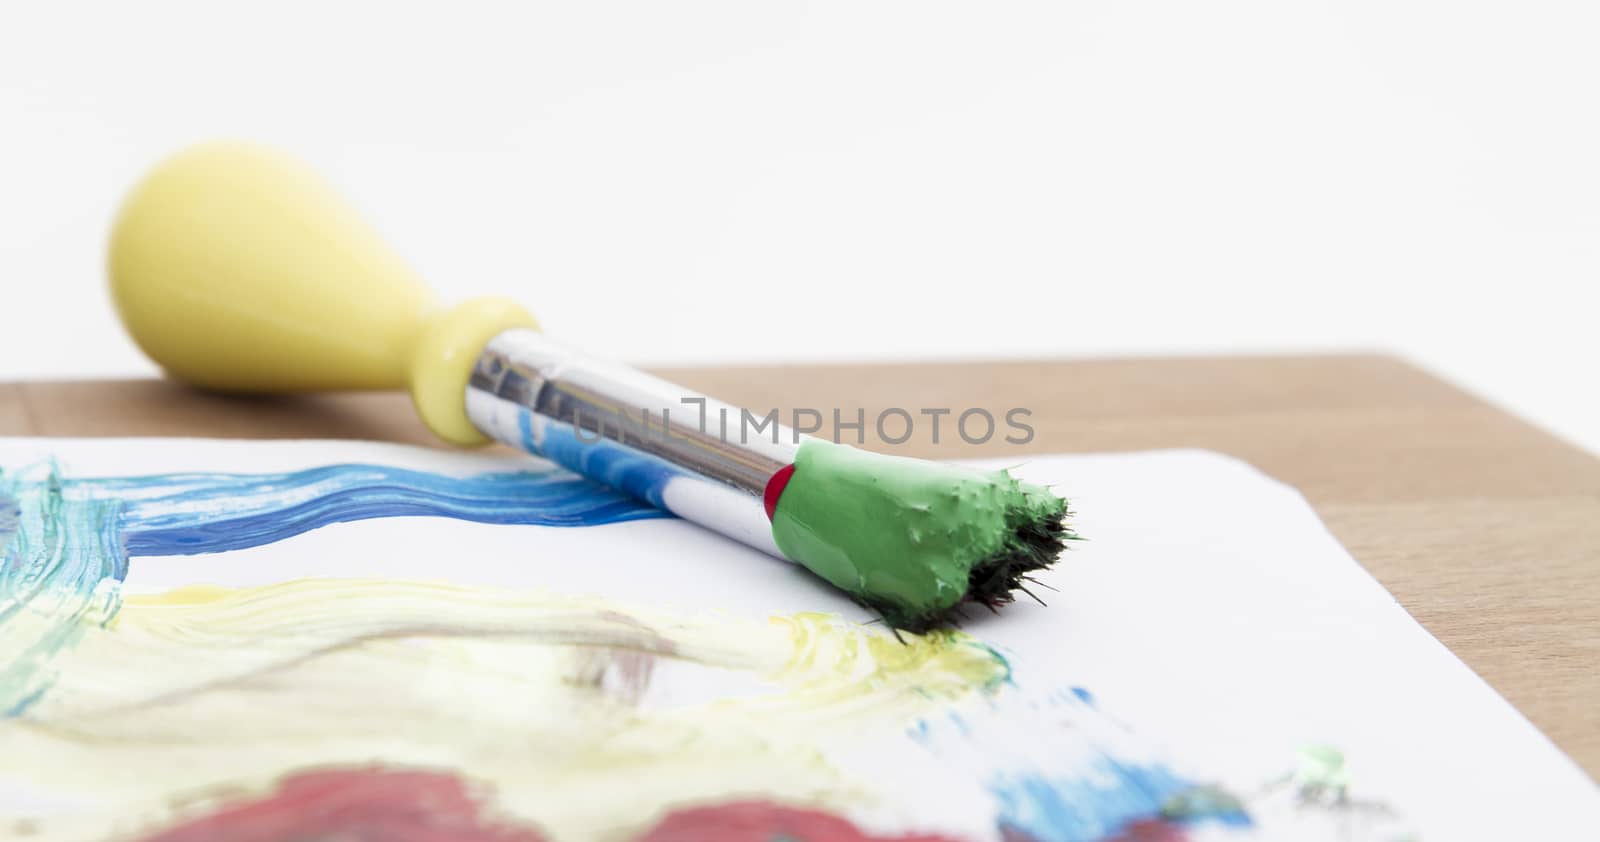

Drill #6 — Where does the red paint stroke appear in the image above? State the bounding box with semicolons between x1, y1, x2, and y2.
634;800;967;842
763;463;797;520
131;767;546;842
1001;819;1188;842
1105;819;1191;842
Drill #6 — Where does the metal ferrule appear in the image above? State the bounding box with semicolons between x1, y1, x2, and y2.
466;329;799;557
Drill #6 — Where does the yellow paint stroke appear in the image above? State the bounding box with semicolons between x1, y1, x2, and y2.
2;579;1008;841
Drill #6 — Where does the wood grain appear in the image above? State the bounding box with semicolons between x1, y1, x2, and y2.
4;355;1597;777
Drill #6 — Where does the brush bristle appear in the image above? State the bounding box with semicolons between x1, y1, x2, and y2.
891;500;1076;634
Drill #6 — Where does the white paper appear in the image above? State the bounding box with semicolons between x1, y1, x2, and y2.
1;438;1595;841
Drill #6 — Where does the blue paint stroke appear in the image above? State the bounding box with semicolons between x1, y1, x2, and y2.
0;458;666;715
107;464;663;556
913;685;1252;842
993;759;1247;841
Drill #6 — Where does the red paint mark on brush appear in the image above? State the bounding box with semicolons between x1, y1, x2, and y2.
131;767;547;842
635;800;966;842
763;463;796;520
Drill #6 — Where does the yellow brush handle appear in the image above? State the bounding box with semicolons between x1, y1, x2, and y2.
108;142;537;445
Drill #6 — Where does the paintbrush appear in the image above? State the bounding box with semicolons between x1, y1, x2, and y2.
106;143;1073;631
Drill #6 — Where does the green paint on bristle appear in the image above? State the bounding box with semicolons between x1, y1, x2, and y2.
769;440;1074;632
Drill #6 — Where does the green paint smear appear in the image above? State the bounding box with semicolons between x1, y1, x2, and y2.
0;464;125;715
769;440;1069;630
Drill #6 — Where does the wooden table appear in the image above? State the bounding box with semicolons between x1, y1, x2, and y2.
4;354;1597;778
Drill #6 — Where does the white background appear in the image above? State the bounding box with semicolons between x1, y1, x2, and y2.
3;2;1596;454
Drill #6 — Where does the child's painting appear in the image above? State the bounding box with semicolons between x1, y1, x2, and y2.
1;438;1595;841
